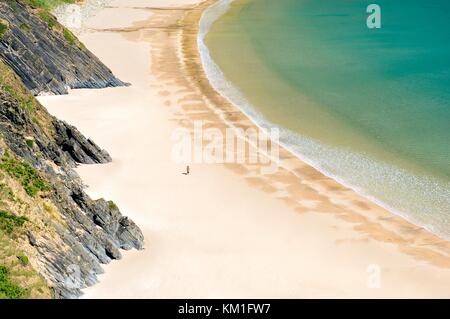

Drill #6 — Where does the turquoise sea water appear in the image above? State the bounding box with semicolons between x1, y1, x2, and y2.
201;0;450;236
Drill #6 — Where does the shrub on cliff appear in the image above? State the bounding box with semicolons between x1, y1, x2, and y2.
0;211;28;234
0;265;28;299
21;0;77;11
0;20;8;39
17;253;29;266
0;153;49;197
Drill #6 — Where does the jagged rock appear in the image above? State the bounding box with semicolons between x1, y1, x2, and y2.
104;241;121;260
54;120;112;164
0;1;126;95
70;187;144;251
90;199;122;234
27;231;37;246
117;217;144;250
0;1;144;299
0;63;144;298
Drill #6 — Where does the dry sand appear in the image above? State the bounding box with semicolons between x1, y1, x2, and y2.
39;0;450;298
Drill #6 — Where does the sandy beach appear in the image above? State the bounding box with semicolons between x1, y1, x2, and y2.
38;0;450;298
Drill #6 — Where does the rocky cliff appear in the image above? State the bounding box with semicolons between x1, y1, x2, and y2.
0;0;143;299
0;0;126;95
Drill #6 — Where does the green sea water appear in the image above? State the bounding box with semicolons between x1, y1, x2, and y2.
201;0;450;236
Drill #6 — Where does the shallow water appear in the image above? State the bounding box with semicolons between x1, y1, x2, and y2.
202;0;450;237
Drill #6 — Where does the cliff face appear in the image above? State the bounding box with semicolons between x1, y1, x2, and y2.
0;59;144;299
0;1;143;299
0;0;126;95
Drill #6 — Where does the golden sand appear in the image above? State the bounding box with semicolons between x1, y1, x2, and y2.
38;0;450;298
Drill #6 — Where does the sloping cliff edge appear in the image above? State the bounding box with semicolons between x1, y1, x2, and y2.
0;0;143;299
0;0;126;95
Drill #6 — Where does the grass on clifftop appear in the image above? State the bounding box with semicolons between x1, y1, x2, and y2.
21;0;78;10
20;0;85;48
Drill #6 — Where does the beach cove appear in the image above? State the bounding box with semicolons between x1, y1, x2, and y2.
203;0;450;239
38;0;450;298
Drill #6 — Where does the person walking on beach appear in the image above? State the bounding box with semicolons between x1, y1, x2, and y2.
183;165;190;175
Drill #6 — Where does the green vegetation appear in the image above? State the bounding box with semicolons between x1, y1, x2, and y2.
0;20;8;39
0;60;56;139
0;265;28;299
21;0;78;11
0;184;52;298
25;139;34;148
22;97;35;112
38;10;58;28
0;153;49;197
0;211;28;235
19;22;32;32
20;0;85;49
0;183;15;203
0;62;39;114
0;231;51;299
17;254;29;266
1;83;35;112
63;27;76;45
108;201;118;211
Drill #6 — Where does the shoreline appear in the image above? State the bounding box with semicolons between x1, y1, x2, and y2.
198;0;450;242
181;1;450;265
40;0;450;298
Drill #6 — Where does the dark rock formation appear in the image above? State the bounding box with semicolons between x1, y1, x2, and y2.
0;81;144;298
0;1;143;299
54;120;112;164
0;0;126;95
71;189;144;251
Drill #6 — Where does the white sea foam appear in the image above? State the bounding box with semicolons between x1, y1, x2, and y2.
198;0;450;239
